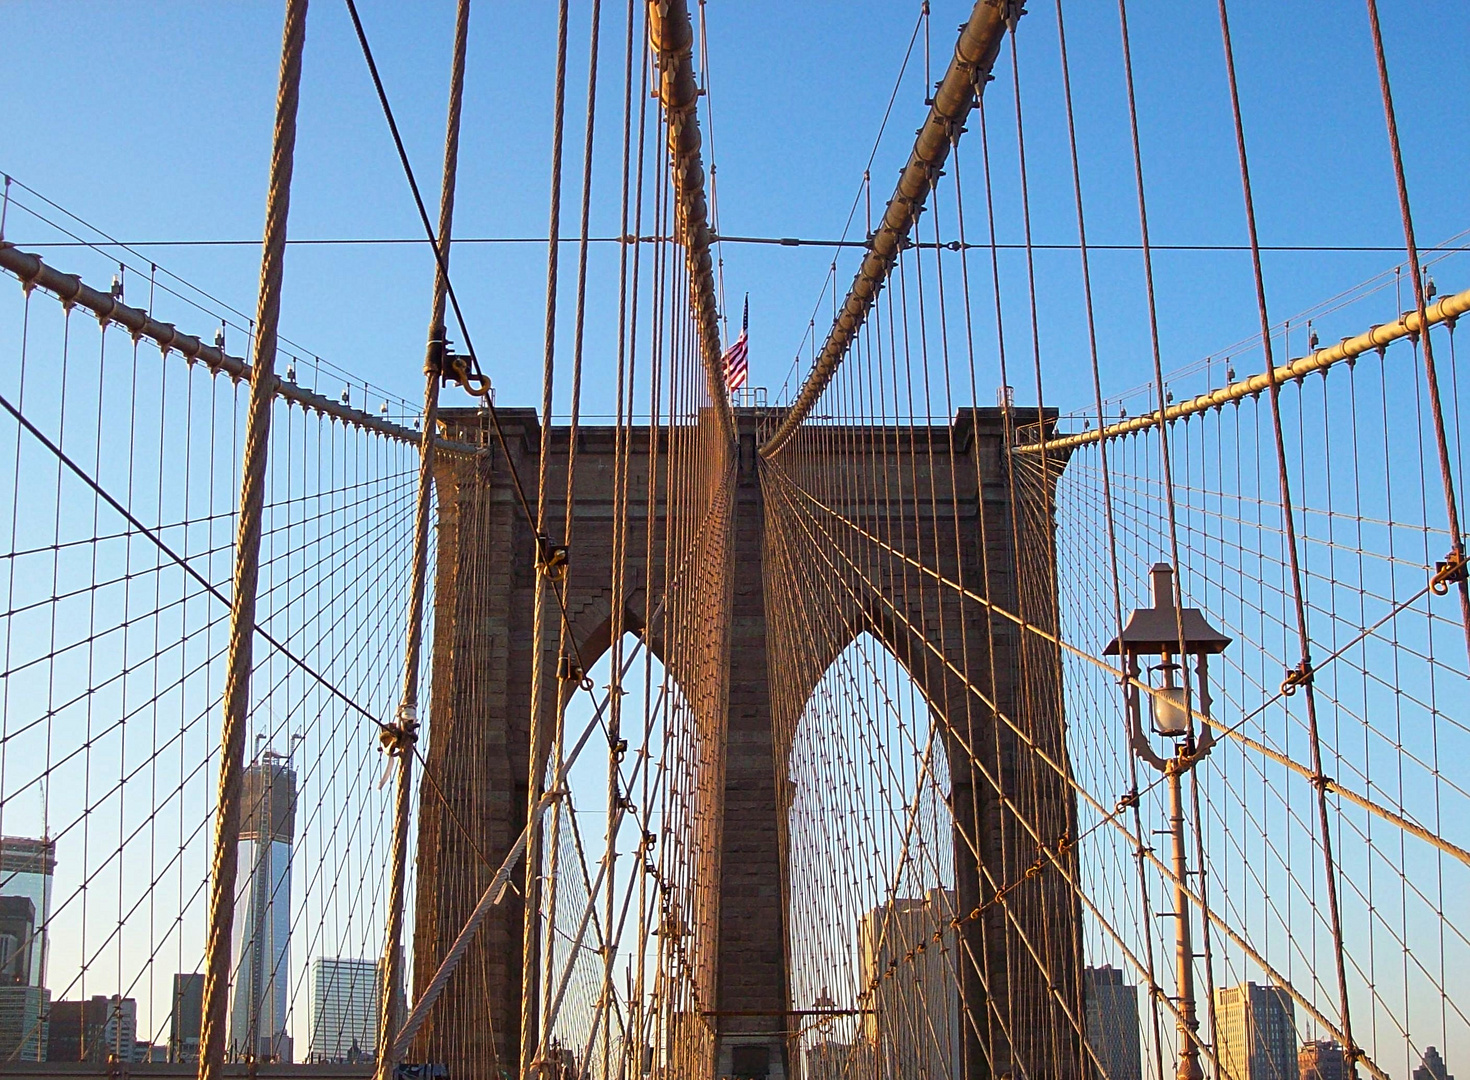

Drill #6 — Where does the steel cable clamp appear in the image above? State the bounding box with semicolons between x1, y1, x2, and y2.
430;333;494;398
1281;659;1314;697
556;654;584;685
538;534;569;581
380;703;420;758
1431;547;1468;595
377;704;420;788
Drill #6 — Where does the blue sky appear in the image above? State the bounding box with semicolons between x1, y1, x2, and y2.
3;1;1467;420
3;0;1469;1064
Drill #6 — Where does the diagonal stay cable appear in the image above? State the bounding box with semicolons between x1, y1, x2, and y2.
776;7;926;402
342;0;537;530
389;461;737;1060
344;0;612;700
763;461;1470;868
0;386;389;733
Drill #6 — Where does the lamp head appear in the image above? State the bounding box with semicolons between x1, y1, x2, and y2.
1148;661;1192;736
1104;563;1232;658
1107;562;1232;754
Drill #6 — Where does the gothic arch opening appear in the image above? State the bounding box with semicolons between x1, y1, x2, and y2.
783;630;963;1080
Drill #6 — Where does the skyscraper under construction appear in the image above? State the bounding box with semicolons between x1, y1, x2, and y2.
229;751;298;1063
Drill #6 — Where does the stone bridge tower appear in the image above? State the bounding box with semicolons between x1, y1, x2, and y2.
409;407;1081;1080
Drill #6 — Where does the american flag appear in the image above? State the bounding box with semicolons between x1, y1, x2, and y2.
723;295;749;393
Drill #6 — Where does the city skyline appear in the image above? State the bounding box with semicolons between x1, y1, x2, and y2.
1299;1039;1345;1080
1415;1047;1455;1080
0;813;390;1062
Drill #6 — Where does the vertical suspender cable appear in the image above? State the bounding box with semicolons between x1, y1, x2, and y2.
541;0;603;1059
375;1;473;1076
1363;0;1470;664
523;3;571;1075
1214;6;1360;1074
601;0;640;1074
1050;5;1178;1078
197;1;308;1077
759;0;1011;457
1116;4;1213;1077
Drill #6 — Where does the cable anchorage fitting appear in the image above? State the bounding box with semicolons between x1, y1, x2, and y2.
537;534;569;581
433;335;494;399
1431;547;1468;595
377;703;420;788
425;328;446;378
1281;658;1314;697
379;703;420;759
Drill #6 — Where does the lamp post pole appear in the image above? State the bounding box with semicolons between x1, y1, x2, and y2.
1168;743;1203;1080
1110;564;1229;1080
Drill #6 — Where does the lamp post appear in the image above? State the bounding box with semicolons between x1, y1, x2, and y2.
1106;563;1231;1080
